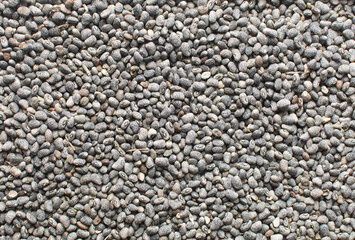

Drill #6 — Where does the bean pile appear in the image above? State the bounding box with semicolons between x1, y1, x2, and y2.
0;0;355;239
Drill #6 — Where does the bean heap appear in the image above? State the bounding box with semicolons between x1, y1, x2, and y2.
0;0;355;239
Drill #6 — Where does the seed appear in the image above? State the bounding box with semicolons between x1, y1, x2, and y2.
201;72;211;80
0;1;353;239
